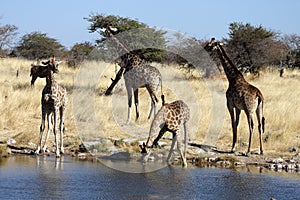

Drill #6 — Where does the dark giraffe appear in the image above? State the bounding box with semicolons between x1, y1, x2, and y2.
204;38;265;155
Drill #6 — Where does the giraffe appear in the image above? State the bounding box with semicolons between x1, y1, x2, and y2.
204;38;265;155
33;58;68;157
140;100;190;167
103;26;163;124
30;63;48;85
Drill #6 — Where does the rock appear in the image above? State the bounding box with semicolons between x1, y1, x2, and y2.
272;158;284;164
106;152;131;160
285;164;295;170
7;138;16;144
208;157;217;162
268;164;276;170
216;160;231;166
78;153;86;159
275;164;283;170
289;146;298;152
148;156;155;161
123;138;137;144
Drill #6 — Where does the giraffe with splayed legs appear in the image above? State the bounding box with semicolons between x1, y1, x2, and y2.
103;26;163;124
204;38;265;155
31;58;68;157
140;100;190;167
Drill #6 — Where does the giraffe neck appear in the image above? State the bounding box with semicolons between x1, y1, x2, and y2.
216;44;244;83
106;28;144;68
46;71;58;93
108;32;130;55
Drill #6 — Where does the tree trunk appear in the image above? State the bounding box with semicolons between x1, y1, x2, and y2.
105;67;125;95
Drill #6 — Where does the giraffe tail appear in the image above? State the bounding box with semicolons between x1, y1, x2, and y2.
160;76;165;106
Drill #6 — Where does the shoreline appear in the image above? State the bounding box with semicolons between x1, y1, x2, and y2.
1;142;299;175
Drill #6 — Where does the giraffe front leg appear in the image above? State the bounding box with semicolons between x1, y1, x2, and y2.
53;112;60;158
36;112;46;155
167;133;177;166
176;130;187;168
228;105;239;152
42;113;52;153
59;108;65;155
125;87;132;125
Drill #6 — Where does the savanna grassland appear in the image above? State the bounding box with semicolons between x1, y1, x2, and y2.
0;58;299;159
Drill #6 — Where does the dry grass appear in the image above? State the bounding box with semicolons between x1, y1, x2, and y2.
0;58;299;155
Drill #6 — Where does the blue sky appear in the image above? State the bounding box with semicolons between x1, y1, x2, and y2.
1;0;300;48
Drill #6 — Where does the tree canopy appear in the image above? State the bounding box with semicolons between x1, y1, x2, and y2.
16;32;66;60
85;14;167;62
0;22;18;56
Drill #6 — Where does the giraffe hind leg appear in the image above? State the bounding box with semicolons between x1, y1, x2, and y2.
59;107;65;154
246;113;254;156
134;89;139;121
256;103;264;155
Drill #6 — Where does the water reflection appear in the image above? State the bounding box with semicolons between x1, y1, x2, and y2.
0;156;299;199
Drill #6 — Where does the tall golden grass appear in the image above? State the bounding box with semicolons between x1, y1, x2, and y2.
0;57;299;155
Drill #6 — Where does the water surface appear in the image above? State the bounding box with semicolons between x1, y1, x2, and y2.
0;156;299;199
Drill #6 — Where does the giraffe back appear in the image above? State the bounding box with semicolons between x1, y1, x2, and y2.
163;100;190;131
124;64;162;92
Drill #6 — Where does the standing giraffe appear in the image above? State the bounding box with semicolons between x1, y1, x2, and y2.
140;100;190;167
204;38;265;155
103;26;163;124
30;64;48;85
32;58;68;157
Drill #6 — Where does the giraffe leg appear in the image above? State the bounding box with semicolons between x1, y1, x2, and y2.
183;121;189;159
153;124;168;147
126;87;132;124
176;130;187;168
228;104;238;152
146;86;157;120
256;104;264;155
134;89;139;121
59;107;65;154
53;111;60;158
36;111;46;154
167;132;177;166
246;113;254;156
42;113;52;153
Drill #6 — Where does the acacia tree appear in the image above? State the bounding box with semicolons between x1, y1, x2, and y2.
67;41;94;68
0;22;18;56
224;22;287;73
85;14;167;62
16;32;66;59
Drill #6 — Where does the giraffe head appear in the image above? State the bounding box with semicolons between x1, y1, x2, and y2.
204;37;218;52
101;25;118;38
139;142;153;163
139;142;149;153
30;57;61;85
